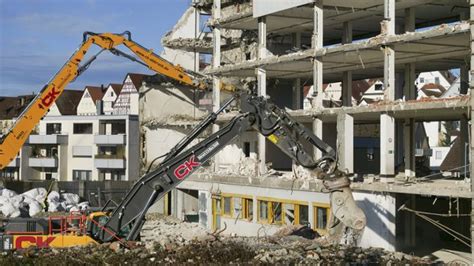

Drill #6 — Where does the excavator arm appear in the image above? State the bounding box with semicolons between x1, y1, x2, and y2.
0;31;232;169
96;92;366;243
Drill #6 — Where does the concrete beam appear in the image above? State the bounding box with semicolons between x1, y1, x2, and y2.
187;173;472;199
337;114;354;174
205;22;469;78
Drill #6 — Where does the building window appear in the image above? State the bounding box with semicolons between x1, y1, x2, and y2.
272;202;282;223
435;150;443;160
298;205;309;226
314;204;330;235
84;91;90;98
222;196;232;217
258;200;269;221
73;123;93;134
242;198;253;221
258;199;283;224
100;170;125;181
243;142;251;158
374;84;383;91
73;170;92;181
419;77;424;83
435;77;440;84
46;123;62;135
284;203;309;225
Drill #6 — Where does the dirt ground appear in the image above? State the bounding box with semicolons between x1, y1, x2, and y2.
0;214;435;265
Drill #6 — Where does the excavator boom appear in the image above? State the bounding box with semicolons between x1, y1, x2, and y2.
0;31;231;169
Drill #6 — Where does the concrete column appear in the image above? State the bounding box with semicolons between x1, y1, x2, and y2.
380;0;396;180
211;0;221;171
460;117;469;177
403;63;416;179
404;8;415;32
312;1;324;161
461;65;469;95
293;32;302;109
293;78;302;109
403;119;415;178
313;119;323;160
384;0;395;35
193;6;201;72
257;16;267;175
404;195;416;248
337;114;354;174
212;0;221;129
342;71;352;106
468;1;474;260
342;21;352;44
380;114;395;179
311;1;323;108
342;21;353;107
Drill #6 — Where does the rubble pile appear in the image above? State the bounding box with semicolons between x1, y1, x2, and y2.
0;188;88;218
0;214;432;264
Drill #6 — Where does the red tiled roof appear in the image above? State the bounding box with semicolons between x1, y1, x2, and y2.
0;95;35;120
108;83;122;95
440;137;463;172
55;90;83;115
84;86;104;103
420;83;446;97
126;73;150;89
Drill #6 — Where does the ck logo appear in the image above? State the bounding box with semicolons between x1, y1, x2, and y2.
173;155;200;180
15;236;55;249
40;87;60;108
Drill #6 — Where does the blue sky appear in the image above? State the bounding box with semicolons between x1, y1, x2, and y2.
0;0;191;96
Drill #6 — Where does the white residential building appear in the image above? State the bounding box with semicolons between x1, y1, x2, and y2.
27;114;139;181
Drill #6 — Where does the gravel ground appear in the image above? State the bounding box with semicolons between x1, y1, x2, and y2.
0;214;435;265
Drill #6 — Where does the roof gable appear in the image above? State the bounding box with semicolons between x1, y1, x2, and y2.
84;86;104;103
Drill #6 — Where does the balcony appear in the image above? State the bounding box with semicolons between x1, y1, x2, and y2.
29;157;58;168
7;157;20;168
29;134;68;145
94;134;126;145
72;146;93;157
94;157;125;169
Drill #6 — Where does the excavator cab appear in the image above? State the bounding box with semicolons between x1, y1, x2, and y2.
86;212;108;238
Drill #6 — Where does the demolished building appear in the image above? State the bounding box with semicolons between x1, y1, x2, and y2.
138;0;473;262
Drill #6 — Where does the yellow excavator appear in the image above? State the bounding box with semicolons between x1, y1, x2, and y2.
0;31;235;170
